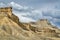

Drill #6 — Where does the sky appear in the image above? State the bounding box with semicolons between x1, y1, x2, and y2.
0;0;60;28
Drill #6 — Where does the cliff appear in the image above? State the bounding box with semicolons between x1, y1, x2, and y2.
0;7;60;40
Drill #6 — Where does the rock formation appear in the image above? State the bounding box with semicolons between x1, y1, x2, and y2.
0;7;60;40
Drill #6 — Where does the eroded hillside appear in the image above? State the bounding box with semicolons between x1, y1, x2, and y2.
0;7;60;40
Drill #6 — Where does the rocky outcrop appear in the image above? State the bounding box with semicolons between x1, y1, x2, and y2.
0;7;60;40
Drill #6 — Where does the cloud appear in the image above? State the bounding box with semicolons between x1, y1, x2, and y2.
9;2;23;10
14;13;36;23
9;1;32;11
9;2;44;20
19;17;36;23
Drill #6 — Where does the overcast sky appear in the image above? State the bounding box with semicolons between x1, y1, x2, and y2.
0;0;60;28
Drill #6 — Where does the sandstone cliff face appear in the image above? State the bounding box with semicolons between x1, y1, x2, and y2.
0;7;60;40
